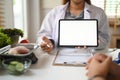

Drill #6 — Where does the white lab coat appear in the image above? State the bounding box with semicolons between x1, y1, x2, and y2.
37;2;111;50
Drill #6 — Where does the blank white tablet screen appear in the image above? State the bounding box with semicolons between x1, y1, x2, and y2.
59;19;98;47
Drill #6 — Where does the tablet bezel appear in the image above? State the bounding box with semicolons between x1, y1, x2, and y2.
58;19;98;47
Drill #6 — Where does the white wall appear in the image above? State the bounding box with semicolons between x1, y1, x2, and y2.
40;0;61;22
42;0;61;8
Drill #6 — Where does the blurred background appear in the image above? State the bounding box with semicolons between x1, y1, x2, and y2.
0;0;120;48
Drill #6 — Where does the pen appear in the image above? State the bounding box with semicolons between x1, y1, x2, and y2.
46;44;50;48
108;48;117;53
42;40;51;48
63;61;86;66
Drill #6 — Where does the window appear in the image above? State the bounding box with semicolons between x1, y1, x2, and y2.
91;0;105;10
0;0;5;27
106;0;120;18
91;0;120;18
13;0;28;38
13;0;23;30
0;0;14;28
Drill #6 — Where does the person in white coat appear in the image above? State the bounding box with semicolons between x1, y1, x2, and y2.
37;0;111;53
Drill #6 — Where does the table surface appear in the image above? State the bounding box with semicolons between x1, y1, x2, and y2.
0;48;119;80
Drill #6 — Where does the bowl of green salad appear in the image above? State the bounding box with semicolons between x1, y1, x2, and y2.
2;58;31;75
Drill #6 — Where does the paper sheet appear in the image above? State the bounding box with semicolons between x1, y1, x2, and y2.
53;48;93;66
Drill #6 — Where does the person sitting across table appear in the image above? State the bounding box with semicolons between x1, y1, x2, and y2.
86;53;120;80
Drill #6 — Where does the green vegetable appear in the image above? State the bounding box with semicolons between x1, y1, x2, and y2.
0;28;24;37
10;61;19;65
0;28;24;47
0;32;12;48
7;61;24;74
15;63;24;71
8;65;16;72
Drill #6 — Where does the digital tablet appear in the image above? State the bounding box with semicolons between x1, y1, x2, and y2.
58;19;98;47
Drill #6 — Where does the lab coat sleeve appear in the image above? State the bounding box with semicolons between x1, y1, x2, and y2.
95;10;111;50
36;9;55;44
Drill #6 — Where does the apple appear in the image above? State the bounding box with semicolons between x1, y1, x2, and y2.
20;39;29;43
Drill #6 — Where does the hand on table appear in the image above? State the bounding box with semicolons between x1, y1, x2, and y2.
86;54;111;79
86;53;120;80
